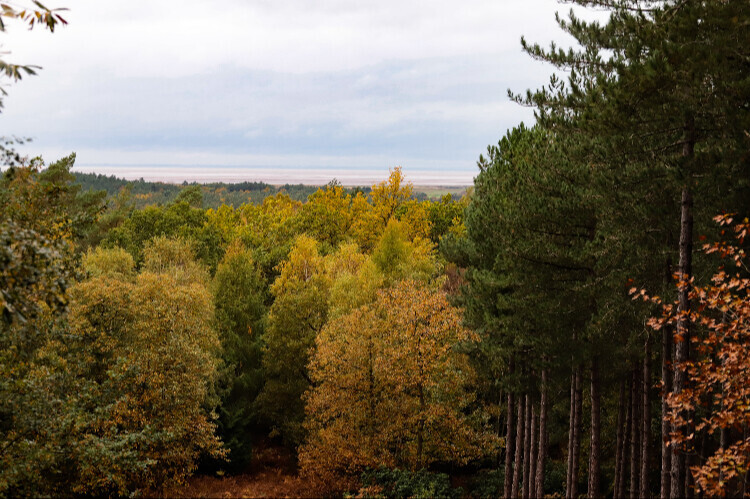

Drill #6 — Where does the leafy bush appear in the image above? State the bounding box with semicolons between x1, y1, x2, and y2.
358;468;461;499
544;459;567;496
467;469;504;498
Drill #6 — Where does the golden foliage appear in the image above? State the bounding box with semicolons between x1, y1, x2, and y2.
59;239;224;495
299;280;499;490
82;246;135;280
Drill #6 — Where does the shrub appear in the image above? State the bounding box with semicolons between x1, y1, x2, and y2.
358;468;461;499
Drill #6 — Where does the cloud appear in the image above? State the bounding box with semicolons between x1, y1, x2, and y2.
0;0;585;174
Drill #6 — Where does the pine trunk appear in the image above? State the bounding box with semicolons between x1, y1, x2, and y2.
571;366;583;497
670;185;692;499
588;359;601;499
522;394;532;499
684;453;693;498
630;369;641;499
620;374;632;499
661;319;673;499
535;369;548;499
528;403;538;499
504;392;516;499
641;341;651;499
566;372;576;499
614;379;626;498
671;114;694;498
512;396;525;499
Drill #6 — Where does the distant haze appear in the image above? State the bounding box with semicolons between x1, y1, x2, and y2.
71;165;475;186
2;0;587;181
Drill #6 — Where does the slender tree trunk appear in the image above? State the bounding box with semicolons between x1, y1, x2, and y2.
630;369;642;499
671;114;695;498
512;396;525;499
535;369;548;499
661;315;673;499
528;403;538;499
571;366;582;499
684;452;693;498
588;359;601;499
497;389;504;466
567;372;576;499
670;186;692;499
615;379;626;498
522;394;532;499
621;375;633;499
641;341;652;499
504;392;516;499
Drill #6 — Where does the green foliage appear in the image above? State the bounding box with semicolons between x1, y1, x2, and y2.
359;468;461;499
467;469;504;499
543;459;567;496
0;155;106;248
427;194;467;245
104;199;223;272
297;183;354;251
235;193;303;281
174;184;204;208
372;220;435;284
0;222;70;324
255;235;329;445
212;242;267;471
60;254;223;495
73;172;327;209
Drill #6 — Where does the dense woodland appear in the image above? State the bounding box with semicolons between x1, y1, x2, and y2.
1;0;750;497
73;172;392;209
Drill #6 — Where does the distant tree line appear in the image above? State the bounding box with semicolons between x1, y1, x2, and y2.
73;171;439;210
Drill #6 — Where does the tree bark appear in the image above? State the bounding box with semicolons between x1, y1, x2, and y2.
671;113;694;498
504;392;516;499
512;395;525;499
621;374;632;499
630;369;641;499
588;359;601;499
641;341;651;499
566;366;582;499
522;394;532;499
614;379;626;498
661;316;673;499
497;389;504;466
670;186;693;499
528;402;538;499
572;366;582;499
535;369;548;499
567;371;576;499
684;452;693;498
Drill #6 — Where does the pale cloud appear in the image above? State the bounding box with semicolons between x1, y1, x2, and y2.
0;0;587;175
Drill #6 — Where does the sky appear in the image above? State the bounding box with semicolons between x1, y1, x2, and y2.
0;0;583;183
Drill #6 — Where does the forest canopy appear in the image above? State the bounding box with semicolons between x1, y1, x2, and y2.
2;0;749;497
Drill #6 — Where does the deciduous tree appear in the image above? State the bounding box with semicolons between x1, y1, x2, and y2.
300;280;498;491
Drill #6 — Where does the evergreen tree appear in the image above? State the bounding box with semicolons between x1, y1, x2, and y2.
212;242;267;471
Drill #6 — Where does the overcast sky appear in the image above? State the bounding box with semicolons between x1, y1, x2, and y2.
1;0;582;178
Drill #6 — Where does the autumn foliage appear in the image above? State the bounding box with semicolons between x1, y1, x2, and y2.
643;215;750;497
63;239;224;494
299;280;499;491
